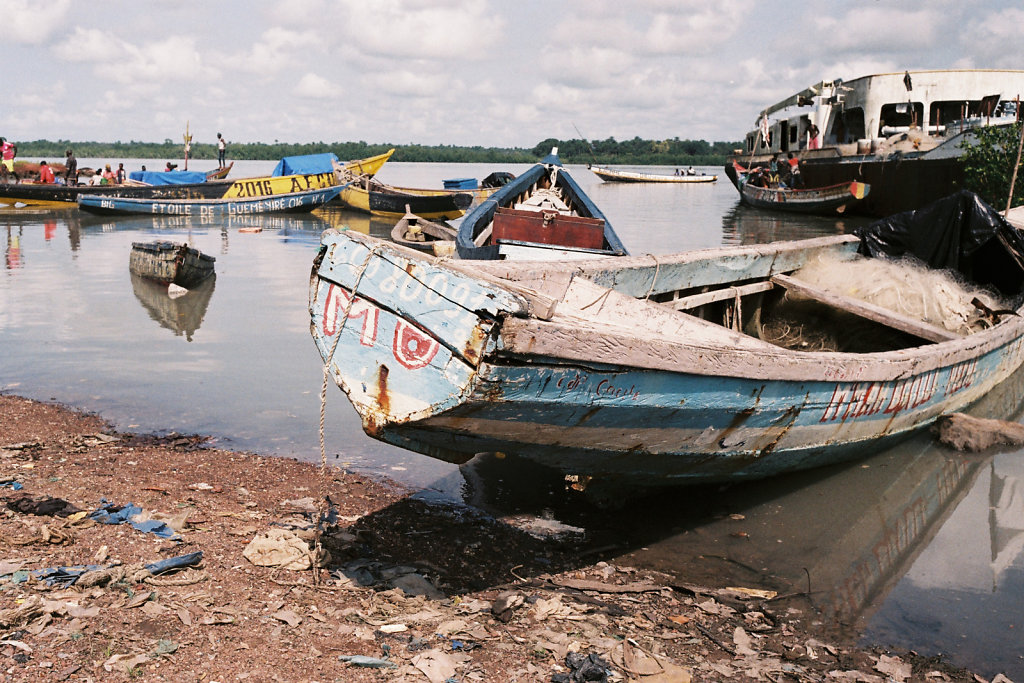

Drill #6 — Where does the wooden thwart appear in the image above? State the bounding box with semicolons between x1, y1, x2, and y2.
670;280;775;311
770;273;961;343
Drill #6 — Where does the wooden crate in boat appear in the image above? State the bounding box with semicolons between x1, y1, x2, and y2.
492;207;605;250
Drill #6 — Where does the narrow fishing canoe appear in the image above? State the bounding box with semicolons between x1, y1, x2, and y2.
78;185;343;215
129;241;216;289
310;191;1024;488
456;149;628;260
333;165;472;220
390;207;457;256
0;150;390;207
205;162;233;180
731;162;869;214
589;165;717;183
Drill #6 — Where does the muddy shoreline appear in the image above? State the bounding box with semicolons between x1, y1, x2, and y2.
1;393;992;682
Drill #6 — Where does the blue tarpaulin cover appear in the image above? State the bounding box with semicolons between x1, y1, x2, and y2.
271;153;338;177
128;170;208;185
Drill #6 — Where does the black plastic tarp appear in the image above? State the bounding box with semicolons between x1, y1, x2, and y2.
856;190;1024;296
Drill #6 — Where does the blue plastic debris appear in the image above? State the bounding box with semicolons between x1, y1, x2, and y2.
1;480;23;490
13;564;103;587
88;502;181;540
145;551;203;575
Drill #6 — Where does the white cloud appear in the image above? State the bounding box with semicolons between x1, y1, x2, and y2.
3;0;71;45
338;0;503;59
56;28;218;85
294;73;339;99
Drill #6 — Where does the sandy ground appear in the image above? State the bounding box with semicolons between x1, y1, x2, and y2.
1;393;994;682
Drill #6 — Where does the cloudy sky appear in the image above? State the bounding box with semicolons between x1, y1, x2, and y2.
3;0;1023;149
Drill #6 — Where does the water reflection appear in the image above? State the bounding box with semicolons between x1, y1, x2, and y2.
720;201;871;245
5;225;22;269
454;362;1024;679
130;272;216;341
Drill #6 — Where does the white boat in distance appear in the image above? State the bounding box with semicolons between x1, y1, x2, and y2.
589;165;717;183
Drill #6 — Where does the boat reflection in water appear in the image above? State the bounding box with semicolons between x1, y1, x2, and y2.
720;201;871;246
130;271;216;342
453;361;1024;680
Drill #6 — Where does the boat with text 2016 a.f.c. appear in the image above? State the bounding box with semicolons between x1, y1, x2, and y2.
0;149;393;207
310;191;1024;489
726;70;1024;216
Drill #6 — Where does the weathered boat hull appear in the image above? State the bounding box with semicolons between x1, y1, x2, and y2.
589;165;717;183
738;177;869;214
0;151;389;207
129;241;216;289
337;180;472;219
310;228;1024;486
79;185;342;215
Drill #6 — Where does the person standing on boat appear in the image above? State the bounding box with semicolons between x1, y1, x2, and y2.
116;163;126;184
102;164;116;184
787;153;803;188
37;160;55;184
217;133;227;168
807;123;821;150
1;138;17;183
64;149;78;185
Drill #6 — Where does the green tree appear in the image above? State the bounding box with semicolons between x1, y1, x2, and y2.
960;123;1024;210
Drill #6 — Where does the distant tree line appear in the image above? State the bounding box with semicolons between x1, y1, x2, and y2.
13;137;741;165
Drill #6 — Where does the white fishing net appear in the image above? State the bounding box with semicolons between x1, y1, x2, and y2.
790;252;1011;336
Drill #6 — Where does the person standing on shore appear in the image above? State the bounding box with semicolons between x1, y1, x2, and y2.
1;137;17;182
64;149;78;185
217;133;226;168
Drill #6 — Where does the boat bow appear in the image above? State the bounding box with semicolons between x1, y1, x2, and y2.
310;230;534;432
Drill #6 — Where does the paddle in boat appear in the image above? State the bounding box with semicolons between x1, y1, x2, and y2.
588;164;717;183
730;161;869;214
77;185;343;216
310;190;1024;489
456;148;628;260
129;241;215;290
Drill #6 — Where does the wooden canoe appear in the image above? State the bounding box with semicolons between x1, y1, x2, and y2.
0;150;391;207
78;185;343;215
205;162;234;180
333;165;472;219
390;207;457;256
731;162;869;214
456;149;628;260
310;192;1024;487
589;165;717;183
129;241;216;289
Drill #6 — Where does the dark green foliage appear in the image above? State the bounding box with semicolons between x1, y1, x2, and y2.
960;123;1024;210
14;137;741;166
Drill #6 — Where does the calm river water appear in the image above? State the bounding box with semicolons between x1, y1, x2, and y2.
2;159;1022;678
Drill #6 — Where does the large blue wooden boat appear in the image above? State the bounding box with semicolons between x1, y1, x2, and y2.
310;192;1024;487
456;149;628;260
77;185;342;216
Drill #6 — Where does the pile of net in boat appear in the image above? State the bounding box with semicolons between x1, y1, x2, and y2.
760;252;1015;352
